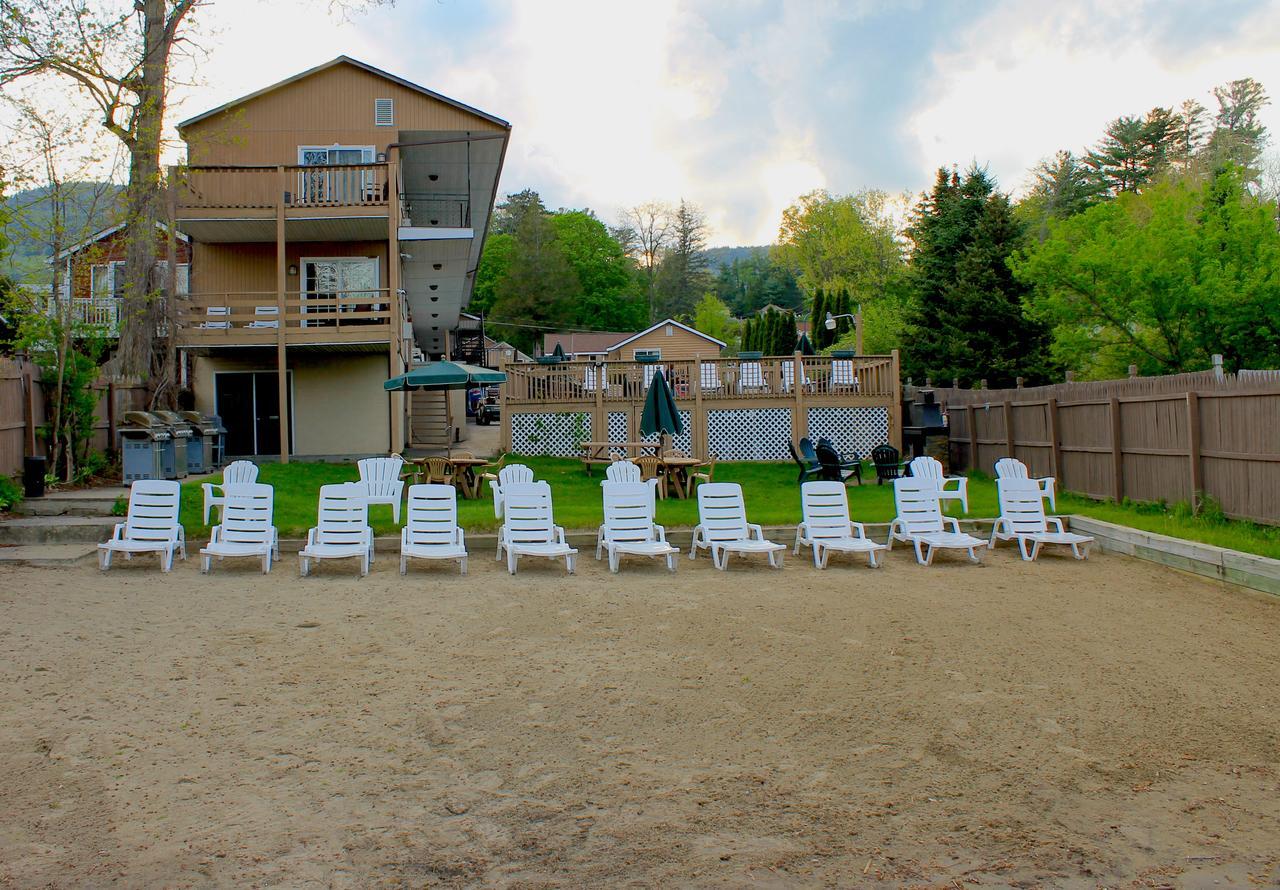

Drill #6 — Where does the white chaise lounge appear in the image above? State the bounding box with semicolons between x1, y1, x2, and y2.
499;482;577;574
596;481;679;572
199;483;279;573
299;483;375;576
400;484;468;574
990;477;1092;561
99;480;186;572
795;481;888;568
888;477;988;566
690;482;786;569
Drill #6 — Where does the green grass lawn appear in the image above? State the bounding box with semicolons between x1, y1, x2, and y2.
179;457;1280;559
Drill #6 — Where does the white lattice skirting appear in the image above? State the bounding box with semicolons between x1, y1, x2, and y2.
607;411;629;444
641;409;693;454
707;408;793;461
511;411;593;457
806;407;889;458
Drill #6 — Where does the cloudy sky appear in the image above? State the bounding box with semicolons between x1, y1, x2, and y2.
170;0;1280;245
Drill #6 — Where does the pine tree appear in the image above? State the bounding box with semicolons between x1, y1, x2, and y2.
811;288;828;348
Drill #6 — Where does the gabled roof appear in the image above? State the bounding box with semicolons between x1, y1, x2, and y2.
52;221;188;262
544;319;727;356
176;55;511;132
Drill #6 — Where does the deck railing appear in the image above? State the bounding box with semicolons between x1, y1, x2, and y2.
503;354;898;405
176;289;396;345
176;164;391;210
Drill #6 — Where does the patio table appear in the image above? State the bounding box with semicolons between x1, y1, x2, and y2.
659;456;706;499
579;441;661;474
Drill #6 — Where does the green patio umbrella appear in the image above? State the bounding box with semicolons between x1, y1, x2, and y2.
639;368;683;438
383;361;507;391
796;332;816;355
552;342;566;361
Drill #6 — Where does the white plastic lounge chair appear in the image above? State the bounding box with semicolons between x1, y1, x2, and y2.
489;462;535;524
794;481;888;568
831;359;859;390
995;457;1056;511
357;455;405;524
990;477;1092;561
738;360;767;392
690;482;786;569
200;305;231;329
248;305;279;328
888;477;988;566
98;480;186;572
700;362;722;393
583;364;603;392
596;481;679;572
400;484;468;574
782;360;811;392
908;455;969;513
299;483;375;576
202;459;258;524
499;482;577;574
199;483;279;573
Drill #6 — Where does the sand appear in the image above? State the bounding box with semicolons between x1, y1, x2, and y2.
1;543;1279;887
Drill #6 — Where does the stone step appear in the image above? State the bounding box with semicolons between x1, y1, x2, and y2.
0;544;98;566
15;496;123;517
0;516;120;545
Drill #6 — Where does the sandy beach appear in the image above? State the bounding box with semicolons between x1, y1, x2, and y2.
1;545;1278;887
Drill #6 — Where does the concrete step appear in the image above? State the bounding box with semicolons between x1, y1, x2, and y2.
0;544;98;566
15;496;123;517
0;516;119;545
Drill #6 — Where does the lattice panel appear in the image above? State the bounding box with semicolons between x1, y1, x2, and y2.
510;411;592;457
607;411;629;444
640;409;693;454
807;407;889;458
707;408;792;461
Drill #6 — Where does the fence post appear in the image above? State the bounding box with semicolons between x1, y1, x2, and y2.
967;403;978;473
22;362;37;457
792;350;807;446
693;354;705;459
1003;398;1015;458
1186;392;1202;514
1047;397;1062;480
107;379;117;453
498;355;510;454
1109;396;1123;502
890;349;903;452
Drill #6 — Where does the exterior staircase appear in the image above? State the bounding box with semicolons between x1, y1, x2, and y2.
411;389;454;447
0;486;127;564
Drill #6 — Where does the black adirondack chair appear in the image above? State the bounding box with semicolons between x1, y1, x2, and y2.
872;444;902;485
817;437;862;485
789;438;822;484
816;441;860;485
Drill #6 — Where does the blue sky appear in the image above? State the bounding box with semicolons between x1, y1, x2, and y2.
174;0;1280;245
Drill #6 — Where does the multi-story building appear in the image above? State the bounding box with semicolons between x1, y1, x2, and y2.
172;56;509;459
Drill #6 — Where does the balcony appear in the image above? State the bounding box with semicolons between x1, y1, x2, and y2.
174;164;393;242
176;290;398;348
51;296;122;336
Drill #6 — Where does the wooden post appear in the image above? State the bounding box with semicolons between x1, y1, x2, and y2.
1109;396;1123;502
1047;397;1062;480
692;353;704;459
387;153;405;454
22;361;37;456
1003;398;1015;458
275;166;290;463
107;380;117;453
1186;392;1202;514
889;349;903;452
593;361;605;452
497;354;510;454
792;350;807;445
967;403;978;473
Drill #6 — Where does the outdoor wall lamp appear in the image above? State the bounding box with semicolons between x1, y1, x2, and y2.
824;309;861;330
287;264;298;276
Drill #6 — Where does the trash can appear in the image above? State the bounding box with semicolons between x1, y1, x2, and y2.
119;412;170;482
23;456;46;499
180;411;223;474
155;410;202;475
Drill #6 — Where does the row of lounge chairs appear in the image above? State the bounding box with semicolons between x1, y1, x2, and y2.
100;458;1090;575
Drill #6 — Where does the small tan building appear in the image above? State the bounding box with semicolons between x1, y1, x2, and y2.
543;319;726;363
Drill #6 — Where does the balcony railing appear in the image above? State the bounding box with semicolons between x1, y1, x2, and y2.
503;354;898;406
176;164;390;210
176;290;397;345
400;192;471;228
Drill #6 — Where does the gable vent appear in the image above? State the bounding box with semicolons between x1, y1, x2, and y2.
374;98;394;127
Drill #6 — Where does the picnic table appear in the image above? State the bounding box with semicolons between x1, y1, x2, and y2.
579;441;661;474
407;455;492;499
659;455;706;499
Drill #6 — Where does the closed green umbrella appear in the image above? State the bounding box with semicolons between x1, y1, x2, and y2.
639;369;683;438
796;332;816;355
383;361;507;391
552;342;566;360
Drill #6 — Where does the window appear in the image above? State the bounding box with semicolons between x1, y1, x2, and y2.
154;261;190;296
634;348;661;361
374;98;394;127
300;257;379;326
296;145;376;204
90;261;126;299
665;325;674;336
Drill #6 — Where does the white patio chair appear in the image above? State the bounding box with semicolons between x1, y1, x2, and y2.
995;457;1056;511
700;362;722;393
299;483;375;576
908;454;969;513
596;481;679;573
690;482;786;569
400;484;468;574
990;478;1092;561
888;477;988;566
794;481;888;568
583;364;603;392
199;483;279;574
200;305;230;329
782;360;811;392
738;360;767;392
643;363;666;388
357;455;405;524
247;305;279;328
489;462;535;525
98;480;186;572
499;481;577;574
831;359;859;390
603;460;659;505
202;459;259;524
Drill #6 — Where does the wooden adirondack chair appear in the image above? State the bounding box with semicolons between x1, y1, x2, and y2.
199;483;279;573
99;480;186;572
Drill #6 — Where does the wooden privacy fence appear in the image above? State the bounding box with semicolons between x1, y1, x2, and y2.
934;371;1280;524
499;352;902;462
0;357;148;478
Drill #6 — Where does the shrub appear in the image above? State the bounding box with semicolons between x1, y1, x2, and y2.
0;474;22;512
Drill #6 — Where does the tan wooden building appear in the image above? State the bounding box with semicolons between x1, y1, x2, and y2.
543;319;727;362
171;56;509;458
